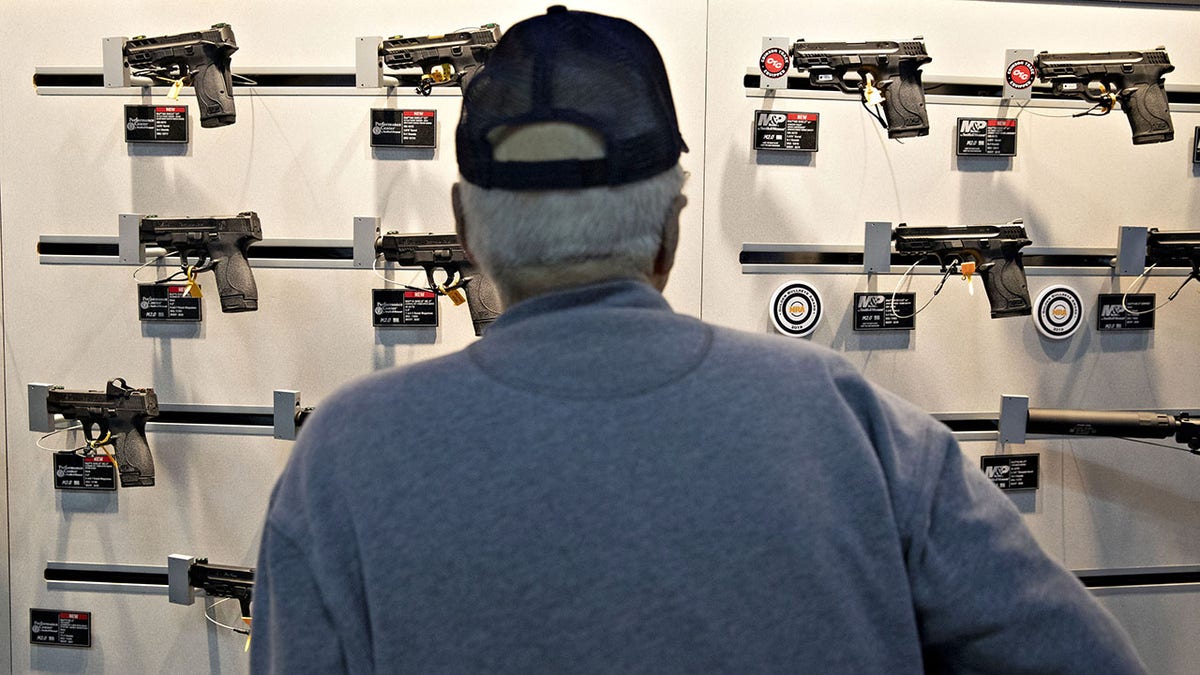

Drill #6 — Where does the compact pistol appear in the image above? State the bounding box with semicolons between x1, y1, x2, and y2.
1145;229;1200;298
139;212;262;313
1035;48;1174;144
893;221;1033;318
45;378;159;487
379;24;501;95
123;24;239;128
791;38;933;138
375;233;501;335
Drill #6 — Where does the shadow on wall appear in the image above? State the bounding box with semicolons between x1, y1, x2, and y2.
826;293;914;355
128;143;190;159
373;125;451;226
754;150;814;168
373;327;438;371
1060;440;1200;569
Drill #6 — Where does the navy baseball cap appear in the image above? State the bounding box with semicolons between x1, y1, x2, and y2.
456;5;688;190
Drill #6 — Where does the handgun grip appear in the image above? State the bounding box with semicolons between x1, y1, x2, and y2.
461;264;501;336
881;60;930;138
192;50;236;128
978;253;1032;318
207;239;258;312
109;416;155;488
1121;83;1173;145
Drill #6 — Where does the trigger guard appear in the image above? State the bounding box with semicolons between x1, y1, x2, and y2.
180;249;214;272
80;420;106;441
427;267;460;291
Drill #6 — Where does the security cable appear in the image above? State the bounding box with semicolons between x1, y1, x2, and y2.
1121;263;1196;315
889;255;959;319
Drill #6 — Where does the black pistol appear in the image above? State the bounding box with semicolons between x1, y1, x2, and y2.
45;378;159;487
379;24;501;95
1035;48;1174;145
375;232;501;335
139;212;262;312
791;38;933;138
123;23;239;128
892;221;1033;318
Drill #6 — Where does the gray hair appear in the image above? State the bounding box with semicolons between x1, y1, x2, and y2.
457;165;685;282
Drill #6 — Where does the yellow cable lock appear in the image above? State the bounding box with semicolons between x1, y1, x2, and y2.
185;266;203;299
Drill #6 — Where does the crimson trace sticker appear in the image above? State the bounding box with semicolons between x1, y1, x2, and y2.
1006;60;1036;90
770;281;822;337
759;47;790;80
1033;285;1083;340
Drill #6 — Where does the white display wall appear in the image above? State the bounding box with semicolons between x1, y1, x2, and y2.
0;0;1197;672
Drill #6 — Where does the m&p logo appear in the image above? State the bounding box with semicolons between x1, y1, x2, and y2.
959;119;988;134
757;112;788;129
857;294;886;310
984;465;1011;480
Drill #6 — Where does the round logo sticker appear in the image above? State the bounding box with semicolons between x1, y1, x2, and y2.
1033;285;1083;340
770;281;822;337
760;47;790;79
1006;60;1036;90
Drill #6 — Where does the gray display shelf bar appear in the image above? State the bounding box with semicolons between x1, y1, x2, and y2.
28;385;309;440
32;65;460;97
743;69;1200;112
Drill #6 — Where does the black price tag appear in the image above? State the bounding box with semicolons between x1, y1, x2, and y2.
956;117;1017;156
124;105;188;144
53;453;117;491
1096;293;1155;332
30;609;92;647
373;289;438;327
980;453;1039;491
1193;127;1199;164
852;292;916;331
370;109;436;148
138;283;202;322
753;110;819;152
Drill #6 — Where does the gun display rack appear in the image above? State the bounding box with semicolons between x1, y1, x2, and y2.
741;225;1191;278
33;34;488;98
742;70;1200;110
37;215;394;270
28;385;310;441
45;556;253;605
43;552;1200;595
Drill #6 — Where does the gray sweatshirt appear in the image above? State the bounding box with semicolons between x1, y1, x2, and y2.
252;279;1145;674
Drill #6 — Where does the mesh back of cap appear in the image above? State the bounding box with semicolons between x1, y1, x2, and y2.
457;7;686;190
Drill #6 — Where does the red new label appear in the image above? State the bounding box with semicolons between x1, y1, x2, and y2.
60;613;88;620
403;111;434;117
155;107;184;113
405;291;435;298
84;456;113;464
988;120;1016;127
788;113;816;122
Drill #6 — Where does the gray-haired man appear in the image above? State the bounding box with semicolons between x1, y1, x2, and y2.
252;7;1145;673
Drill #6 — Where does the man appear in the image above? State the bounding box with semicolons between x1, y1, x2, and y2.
252;7;1145;673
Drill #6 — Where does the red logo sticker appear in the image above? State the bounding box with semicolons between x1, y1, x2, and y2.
760;47;790;79
1006;60;1035;89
